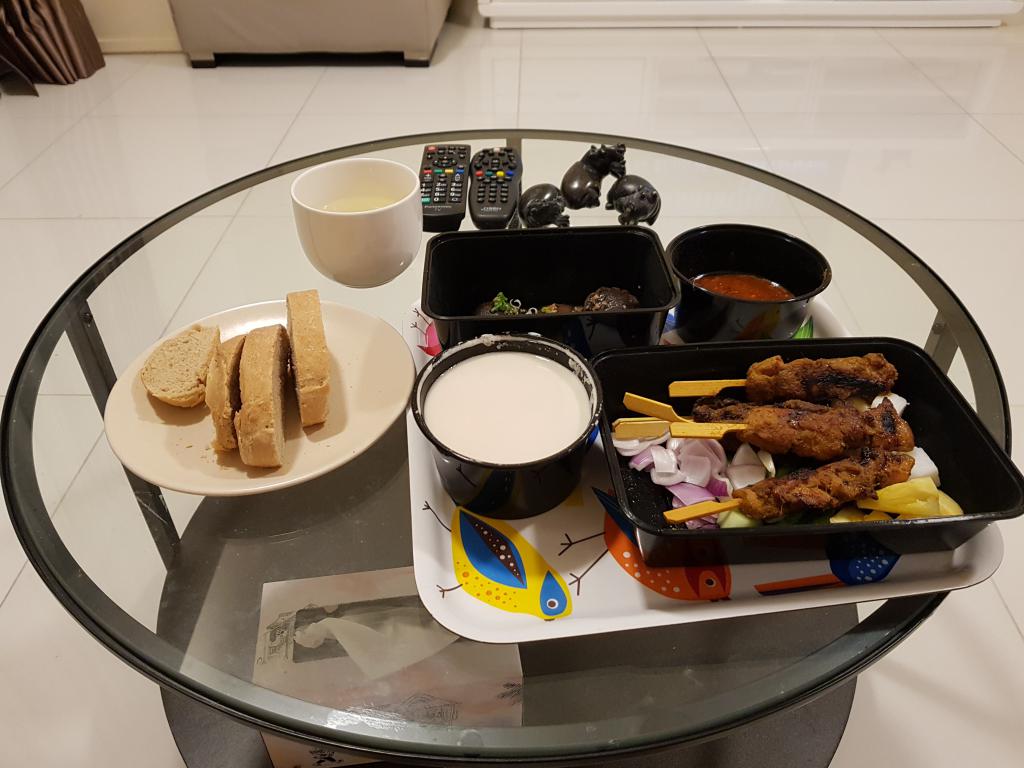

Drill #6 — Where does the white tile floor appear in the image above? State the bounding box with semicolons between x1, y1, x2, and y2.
2;19;1024;767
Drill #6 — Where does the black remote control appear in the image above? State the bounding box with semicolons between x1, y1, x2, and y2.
419;144;470;232
469;147;521;229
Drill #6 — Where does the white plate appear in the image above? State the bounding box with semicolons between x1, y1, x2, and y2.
105;300;413;497
404;301;1001;643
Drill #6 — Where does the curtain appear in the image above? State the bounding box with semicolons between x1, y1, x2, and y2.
0;0;103;88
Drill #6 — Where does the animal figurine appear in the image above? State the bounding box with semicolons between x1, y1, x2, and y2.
605;174;660;225
518;183;570;228
427;503;573;620
560;143;627;209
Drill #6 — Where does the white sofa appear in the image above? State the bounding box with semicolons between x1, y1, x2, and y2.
168;0;452;67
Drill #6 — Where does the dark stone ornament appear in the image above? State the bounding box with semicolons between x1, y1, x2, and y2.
518;183;570;228
605;174;661;225
560;143;627;210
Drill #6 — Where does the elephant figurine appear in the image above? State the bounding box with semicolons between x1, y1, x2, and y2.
518;183;570;228
560;143;627;210
605;174;661;226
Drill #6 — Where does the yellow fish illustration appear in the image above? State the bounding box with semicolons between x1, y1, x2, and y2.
451;507;572;620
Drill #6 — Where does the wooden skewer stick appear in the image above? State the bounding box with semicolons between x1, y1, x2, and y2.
612;418;747;441
668;378;747;398
663;498;741;525
622;392;691;423
671;421;748;440
611;417;671;440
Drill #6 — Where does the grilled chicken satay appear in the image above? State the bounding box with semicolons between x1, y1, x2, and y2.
693;397;914;461
732;449;915;522
746;353;898;403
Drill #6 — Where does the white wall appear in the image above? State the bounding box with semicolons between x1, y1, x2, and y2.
81;0;182;53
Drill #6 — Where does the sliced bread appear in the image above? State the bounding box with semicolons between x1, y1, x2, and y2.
205;334;246;451
140;324;220;408
286;289;330;427
234;324;290;468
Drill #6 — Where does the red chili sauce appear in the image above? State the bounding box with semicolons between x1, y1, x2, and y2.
693;272;795;302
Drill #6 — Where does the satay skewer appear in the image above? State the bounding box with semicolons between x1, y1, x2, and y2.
669;353;899;403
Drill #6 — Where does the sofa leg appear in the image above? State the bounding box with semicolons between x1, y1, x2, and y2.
403;49;431;67
187;52;217;69
404;38;439;67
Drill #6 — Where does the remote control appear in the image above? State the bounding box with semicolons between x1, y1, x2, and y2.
419;144;470;232
469;147;521;230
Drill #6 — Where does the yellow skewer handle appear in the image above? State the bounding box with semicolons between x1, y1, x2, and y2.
668;378;747;398
611;418;671;440
669;421;748;439
663;498;741;524
622;392;689;423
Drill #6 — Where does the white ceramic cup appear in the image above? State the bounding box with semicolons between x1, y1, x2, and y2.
291;158;423;288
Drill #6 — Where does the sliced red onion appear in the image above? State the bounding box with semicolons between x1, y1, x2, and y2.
908;446;940;485
652;468;687;486
651;445;676;474
731;443;761;468
684;515;719;529
628;447;655;471
706;477;730;497
680;455;712;487
613;432;669;457
726;463;766;490
666;482;715;506
756;449;776;478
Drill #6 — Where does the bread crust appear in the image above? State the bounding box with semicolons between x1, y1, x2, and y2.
205;334;246;451
234;325;290;467
286;290;330;427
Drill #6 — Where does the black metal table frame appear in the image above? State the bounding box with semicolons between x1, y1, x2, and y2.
1;129;1012;764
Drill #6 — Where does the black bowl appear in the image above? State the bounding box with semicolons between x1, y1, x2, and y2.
421;226;678;358
593;338;1024;565
668;224;831;342
410;335;602;520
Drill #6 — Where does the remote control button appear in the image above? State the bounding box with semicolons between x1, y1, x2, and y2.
422;197;431;203
445;168;454;174
427;146;436;152
474;170;483;177
506;170;516;177
496;171;505;178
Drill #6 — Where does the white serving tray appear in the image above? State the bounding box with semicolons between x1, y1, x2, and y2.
404;302;1002;643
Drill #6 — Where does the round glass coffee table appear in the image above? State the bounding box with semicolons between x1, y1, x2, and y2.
1;131;1010;768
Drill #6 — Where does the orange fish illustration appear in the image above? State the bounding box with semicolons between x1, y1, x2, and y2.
559;488;730;601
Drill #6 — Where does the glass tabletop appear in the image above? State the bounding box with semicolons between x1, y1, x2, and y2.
1;130;1011;763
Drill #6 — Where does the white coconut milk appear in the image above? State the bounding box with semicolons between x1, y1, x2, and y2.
424;351;592;465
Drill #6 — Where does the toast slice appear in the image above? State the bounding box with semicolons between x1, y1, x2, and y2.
205;334;246;451
140;324;220;407
286;289;330;427
234;325;290;468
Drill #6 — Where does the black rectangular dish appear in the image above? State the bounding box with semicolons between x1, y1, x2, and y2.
593;338;1024;566
421;226;678;357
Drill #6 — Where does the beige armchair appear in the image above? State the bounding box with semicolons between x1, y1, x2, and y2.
167;0;452;67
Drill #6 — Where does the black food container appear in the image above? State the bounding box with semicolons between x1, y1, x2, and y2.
593;338;1024;565
421;226;678;357
411;334;602;520
668;224;831;343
